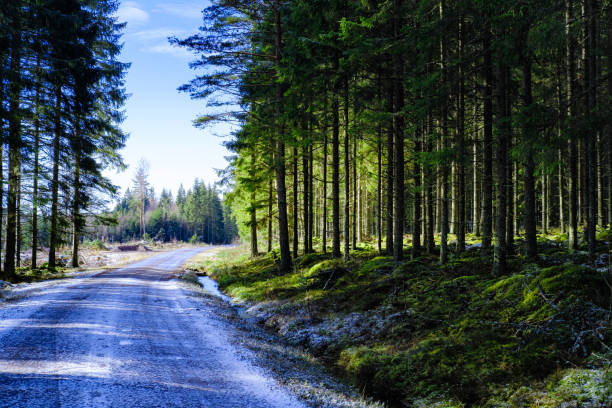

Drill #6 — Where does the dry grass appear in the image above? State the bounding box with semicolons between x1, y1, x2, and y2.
184;245;245;275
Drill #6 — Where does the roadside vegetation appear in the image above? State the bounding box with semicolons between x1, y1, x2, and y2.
193;235;611;407
175;1;612;404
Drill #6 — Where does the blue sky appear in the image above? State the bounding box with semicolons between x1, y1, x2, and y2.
103;0;232;199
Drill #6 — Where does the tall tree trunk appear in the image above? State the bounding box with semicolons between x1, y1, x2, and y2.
547;174;552;232
332;74;341;258
386;85;394;255
250;153;259;257
436;137;441;234
32;60;41;269
451;163;456;234
567;0;579;250
323;92;329;253
607;5;612;229
595;2;603;229
456;16;466;252
309;133;314;253
49;86;62;270
3;29;21;280
585;0;597;259
394;77;405;262
513;161;519;234
353;85;359;247
251;187;259;257
558;148;565;232
440;137;449;264
302;130;309;255
578;139;584;226
267;178;273;253
493;64;510;275
352;127;358;249
481;31;494;251
377;123;383;253
71;157;81;268
506;135;514;254
439;0;449;264
597;134;603;226
273;0;291;272
473;105;481;237
343;76;350;261
522;57;538;259
425;113;435;253
293;145;298;257
412;127;422;258
5;141;18;278
556;63;566;233
16;167;21;268
317;185;322;239
541;175;547;234
421;163;426;246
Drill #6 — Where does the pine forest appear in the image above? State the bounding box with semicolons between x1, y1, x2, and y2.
1;0;612;407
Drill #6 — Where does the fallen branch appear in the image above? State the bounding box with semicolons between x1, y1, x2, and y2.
537;282;560;311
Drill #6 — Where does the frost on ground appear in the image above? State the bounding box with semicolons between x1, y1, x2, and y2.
0;247;382;408
0;250;159;303
183;281;385;408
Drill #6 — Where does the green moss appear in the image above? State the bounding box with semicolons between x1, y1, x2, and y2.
529;264;610;308
357;256;394;276
211;256;277;289
337;346;411;402
337;332;523;404
203;244;612;407
413;397;465;408
227;270;304;301
11;266;66;283
497;368;612;407
307;259;346;276
596;227;612;241
551;368;612;405
296;252;330;268
484;274;528;299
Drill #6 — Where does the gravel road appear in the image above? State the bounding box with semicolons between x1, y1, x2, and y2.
0;248;305;408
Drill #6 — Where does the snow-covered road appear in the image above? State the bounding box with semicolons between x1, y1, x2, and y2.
0;248;304;408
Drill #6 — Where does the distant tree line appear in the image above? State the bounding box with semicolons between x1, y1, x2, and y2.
0;0;127;279
177;0;611;272
93;179;238;245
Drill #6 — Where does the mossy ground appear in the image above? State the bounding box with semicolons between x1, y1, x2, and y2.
198;231;612;407
8;266;67;283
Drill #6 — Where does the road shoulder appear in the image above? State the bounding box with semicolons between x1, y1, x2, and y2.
177;279;383;408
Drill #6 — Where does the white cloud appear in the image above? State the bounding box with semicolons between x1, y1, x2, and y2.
132;28;187;41
146;43;192;59
152;3;203;20
129;27;191;58
117;1;149;26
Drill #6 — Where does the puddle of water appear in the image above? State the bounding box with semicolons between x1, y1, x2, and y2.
197;276;233;303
